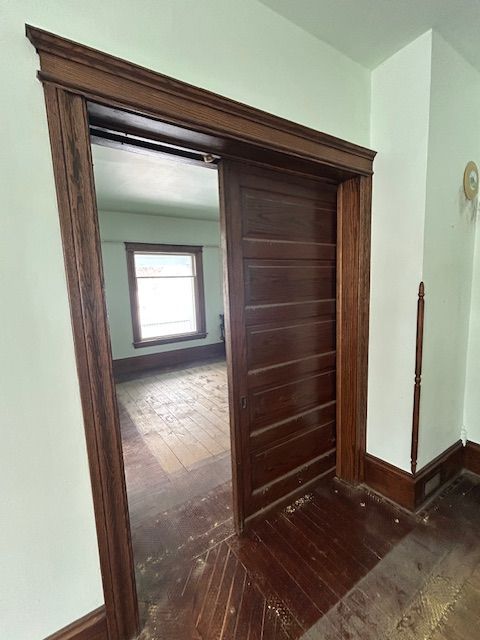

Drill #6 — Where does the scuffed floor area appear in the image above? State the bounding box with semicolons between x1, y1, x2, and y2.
134;474;480;640
117;363;480;639
303;473;480;639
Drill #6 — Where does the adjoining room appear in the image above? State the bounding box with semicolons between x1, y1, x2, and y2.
91;140;233;629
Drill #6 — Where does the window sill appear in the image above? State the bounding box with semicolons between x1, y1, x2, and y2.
133;332;208;349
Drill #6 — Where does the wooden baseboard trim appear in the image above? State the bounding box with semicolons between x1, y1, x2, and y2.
364;440;464;511
44;606;107;640
363;454;414;510
413;440;464;507
465;440;480;475
113;341;226;378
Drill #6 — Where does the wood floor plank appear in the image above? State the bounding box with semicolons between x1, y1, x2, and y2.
144;386;213;467
305;500;381;569
199;544;237;638
196;542;229;628
183;414;227;456
271;512;352;598
313;483;409;557
282;509;365;595
117;359;230;474
217;558;245;640
192;546;221;618
228;532;320;631
248;592;266;640
295;507;370;578
253;519;339;614
233;574;259;640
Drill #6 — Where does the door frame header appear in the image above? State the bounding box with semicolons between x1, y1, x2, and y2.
26;25;375;177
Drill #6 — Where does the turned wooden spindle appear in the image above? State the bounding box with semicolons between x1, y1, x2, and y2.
411;282;425;475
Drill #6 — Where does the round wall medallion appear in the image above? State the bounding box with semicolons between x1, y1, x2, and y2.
464;161;479;200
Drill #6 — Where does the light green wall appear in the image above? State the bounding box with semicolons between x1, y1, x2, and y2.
1;2;370;638
369;30;480;472
99;211;224;359
419;32;480;467
465;222;480;444
368;32;432;471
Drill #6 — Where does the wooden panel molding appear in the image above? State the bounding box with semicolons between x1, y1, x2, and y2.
465;440;480;476
250;402;336;452
247;320;336;370
251;423;336;488
113;342;226;378
44;607;107;640
364;440;464;511
411;282;425;474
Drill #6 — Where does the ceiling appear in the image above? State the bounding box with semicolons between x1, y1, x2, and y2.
91;144;220;220
259;0;480;71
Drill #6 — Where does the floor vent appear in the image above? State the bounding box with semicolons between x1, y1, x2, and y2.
424;472;441;497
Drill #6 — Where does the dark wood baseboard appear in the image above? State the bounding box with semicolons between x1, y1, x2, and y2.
113;341;226;378
413;441;464;507
465;440;480;475
364;440;464;511
44;607;107;640
363;453;414;510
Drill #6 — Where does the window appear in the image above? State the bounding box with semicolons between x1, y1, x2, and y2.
126;243;207;348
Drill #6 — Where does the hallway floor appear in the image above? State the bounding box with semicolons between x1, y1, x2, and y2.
132;474;480;639
117;364;480;639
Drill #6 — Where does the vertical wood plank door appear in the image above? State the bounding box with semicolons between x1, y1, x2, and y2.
219;161;337;530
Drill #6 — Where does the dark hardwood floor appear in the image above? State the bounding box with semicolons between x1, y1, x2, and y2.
117;363;480;640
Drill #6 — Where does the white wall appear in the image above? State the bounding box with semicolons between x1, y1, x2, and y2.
99;211;224;360
367;32;432;471
419;32;480;468
368;30;480;471
465;222;480;444
0;2;370;638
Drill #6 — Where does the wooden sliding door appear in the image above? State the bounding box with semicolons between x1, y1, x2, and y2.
220;162;337;530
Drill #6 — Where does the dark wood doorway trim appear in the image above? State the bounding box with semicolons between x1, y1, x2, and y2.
27;25;375;640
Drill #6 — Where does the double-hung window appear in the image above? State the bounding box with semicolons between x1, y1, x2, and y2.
126;243;207;348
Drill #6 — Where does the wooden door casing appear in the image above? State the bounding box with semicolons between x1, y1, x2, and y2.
28;24;374;639
220;162;338;527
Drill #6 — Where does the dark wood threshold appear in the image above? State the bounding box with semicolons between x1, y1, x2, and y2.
364;440;464;511
113;341;226;378
44;606;107;640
